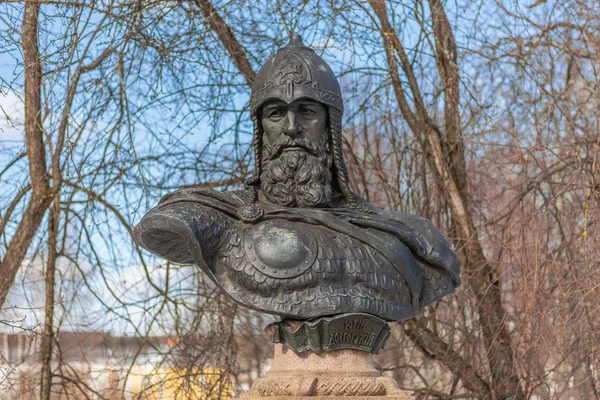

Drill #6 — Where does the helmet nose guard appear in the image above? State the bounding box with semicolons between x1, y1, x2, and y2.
250;34;344;115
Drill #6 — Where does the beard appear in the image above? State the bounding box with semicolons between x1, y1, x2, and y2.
260;136;333;208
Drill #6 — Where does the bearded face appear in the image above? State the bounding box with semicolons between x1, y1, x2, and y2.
259;99;333;208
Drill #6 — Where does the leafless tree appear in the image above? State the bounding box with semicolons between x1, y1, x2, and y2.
0;1;598;399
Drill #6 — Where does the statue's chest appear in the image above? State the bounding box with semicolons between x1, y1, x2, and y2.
244;219;319;278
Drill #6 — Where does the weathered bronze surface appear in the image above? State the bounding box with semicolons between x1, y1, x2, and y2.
133;34;461;332
271;313;391;354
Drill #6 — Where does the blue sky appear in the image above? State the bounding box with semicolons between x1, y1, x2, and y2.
0;0;577;336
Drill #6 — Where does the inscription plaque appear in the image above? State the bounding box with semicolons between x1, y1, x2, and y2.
271;313;391;354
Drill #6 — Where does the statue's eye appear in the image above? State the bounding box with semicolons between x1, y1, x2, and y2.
299;106;315;116
266;109;283;119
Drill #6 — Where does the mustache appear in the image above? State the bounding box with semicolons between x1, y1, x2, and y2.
263;137;320;161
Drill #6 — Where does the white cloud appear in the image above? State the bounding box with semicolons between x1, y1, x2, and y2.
0;89;25;142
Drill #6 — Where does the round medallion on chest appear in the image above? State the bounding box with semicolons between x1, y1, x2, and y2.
245;219;317;278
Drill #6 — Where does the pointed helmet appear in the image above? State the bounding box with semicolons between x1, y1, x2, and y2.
247;34;372;213
250;34;343;114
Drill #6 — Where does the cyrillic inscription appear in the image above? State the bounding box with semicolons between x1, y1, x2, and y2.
270;313;390;354
328;331;376;347
343;318;367;331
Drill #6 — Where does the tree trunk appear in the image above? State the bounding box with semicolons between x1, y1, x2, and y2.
0;3;52;309
367;1;524;398
40;196;59;400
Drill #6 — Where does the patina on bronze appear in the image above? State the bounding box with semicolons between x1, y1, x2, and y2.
133;34;461;353
271;313;391;355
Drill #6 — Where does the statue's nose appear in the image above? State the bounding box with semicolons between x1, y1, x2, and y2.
283;110;301;137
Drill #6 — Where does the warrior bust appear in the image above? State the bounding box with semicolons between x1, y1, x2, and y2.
134;35;460;352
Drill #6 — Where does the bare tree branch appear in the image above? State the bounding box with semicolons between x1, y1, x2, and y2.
193;0;256;87
367;1;525;398
404;319;490;396
0;3;52;309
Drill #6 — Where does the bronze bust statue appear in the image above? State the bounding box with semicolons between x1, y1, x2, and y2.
134;35;460;329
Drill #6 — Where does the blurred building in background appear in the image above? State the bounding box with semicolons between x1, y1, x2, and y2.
0;332;232;399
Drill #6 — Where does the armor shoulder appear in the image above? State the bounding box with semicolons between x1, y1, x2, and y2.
134;201;236;264
386;210;461;285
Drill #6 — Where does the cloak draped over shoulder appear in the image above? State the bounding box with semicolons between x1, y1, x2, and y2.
134;188;461;321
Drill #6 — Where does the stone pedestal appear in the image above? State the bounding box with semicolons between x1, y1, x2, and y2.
240;342;413;399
